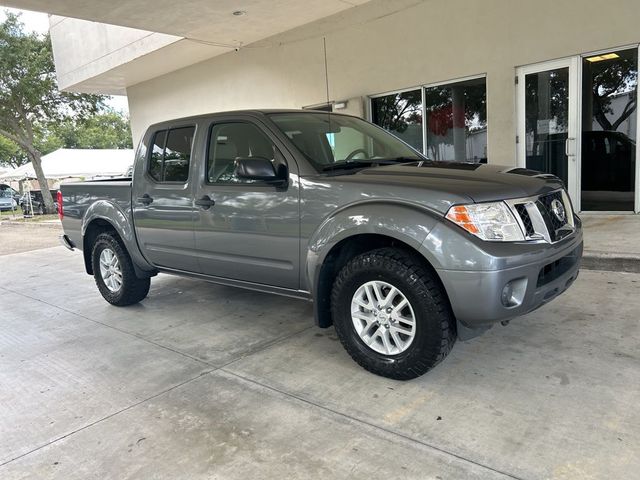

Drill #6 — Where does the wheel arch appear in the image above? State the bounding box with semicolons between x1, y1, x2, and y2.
311;232;450;329
81;201;155;278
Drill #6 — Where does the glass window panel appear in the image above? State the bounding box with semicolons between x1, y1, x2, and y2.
371;89;423;152
207;123;278;184
424;77;487;163
524;68;569;185
148;130;166;181
163;127;194;182
581;48;637;211
269;112;423;171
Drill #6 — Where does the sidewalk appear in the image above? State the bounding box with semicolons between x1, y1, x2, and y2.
581;214;640;273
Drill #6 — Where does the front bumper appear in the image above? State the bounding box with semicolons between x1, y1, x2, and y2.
435;230;583;329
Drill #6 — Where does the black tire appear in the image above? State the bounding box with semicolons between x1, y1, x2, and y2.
91;232;150;306
331;248;456;380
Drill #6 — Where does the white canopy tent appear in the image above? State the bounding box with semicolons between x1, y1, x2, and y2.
0;148;134;181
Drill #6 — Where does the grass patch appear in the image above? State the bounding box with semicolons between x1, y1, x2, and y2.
0;210;59;222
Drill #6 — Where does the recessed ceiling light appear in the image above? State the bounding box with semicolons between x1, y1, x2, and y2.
586;53;620;62
232;10;247;16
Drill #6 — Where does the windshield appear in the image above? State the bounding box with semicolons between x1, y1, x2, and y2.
268;112;424;171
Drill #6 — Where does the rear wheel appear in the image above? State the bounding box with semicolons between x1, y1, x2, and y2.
331;248;456;380
91;232;150;306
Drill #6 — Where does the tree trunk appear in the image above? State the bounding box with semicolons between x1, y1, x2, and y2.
29;149;55;214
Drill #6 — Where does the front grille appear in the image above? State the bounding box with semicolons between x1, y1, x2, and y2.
515;204;535;237
509;189;575;243
536;191;569;242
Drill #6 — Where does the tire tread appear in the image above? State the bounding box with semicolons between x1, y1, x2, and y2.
331;247;455;380
92;232;150;306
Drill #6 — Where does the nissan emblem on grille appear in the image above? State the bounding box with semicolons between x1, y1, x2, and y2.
551;199;566;222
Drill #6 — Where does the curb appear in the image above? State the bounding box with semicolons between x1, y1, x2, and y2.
0;220;62;229
582;250;640;274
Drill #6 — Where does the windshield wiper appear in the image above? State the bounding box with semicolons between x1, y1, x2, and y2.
321;158;417;172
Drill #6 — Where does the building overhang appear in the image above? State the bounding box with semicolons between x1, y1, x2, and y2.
2;0;372;94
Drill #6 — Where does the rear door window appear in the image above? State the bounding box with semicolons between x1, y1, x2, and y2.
147;126;195;183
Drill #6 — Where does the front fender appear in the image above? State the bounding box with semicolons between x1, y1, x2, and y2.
305;200;441;293
82;200;154;273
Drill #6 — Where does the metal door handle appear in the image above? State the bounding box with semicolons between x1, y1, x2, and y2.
137;194;153;205
565;137;576;158
195;195;215;210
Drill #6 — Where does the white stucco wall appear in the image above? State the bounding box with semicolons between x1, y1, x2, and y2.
124;0;640;167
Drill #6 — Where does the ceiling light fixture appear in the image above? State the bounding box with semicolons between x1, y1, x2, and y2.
232;10;247;16
586;53;620;62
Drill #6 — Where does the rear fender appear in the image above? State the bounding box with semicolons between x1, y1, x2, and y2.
82;200;155;276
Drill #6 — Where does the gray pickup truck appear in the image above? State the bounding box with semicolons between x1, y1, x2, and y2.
59;110;582;379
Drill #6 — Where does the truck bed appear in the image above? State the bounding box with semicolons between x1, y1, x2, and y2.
60;179;133;251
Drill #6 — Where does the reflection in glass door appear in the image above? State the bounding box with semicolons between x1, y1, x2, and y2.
517;58;579;206
581;48;637;211
525;68;569;184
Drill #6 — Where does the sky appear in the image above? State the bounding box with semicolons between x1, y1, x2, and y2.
0;7;130;113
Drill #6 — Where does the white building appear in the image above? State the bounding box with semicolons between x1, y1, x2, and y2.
4;0;640;212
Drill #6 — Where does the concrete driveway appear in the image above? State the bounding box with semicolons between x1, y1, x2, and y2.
0;246;638;479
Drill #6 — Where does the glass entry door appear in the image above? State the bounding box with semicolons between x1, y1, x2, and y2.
581;48;637;211
517;58;579;206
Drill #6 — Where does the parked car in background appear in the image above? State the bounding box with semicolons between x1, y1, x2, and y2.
0;189;18;211
0;184;20;206
20;190;59;215
581;130;635;192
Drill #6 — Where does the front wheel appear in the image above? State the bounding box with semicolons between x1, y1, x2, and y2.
91;232;150;306
331;248;456;380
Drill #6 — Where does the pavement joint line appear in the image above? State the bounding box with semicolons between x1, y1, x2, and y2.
0;284;313;468
1;285;217;368
0;264;520;477
220;369;526;480
0;369;217;468
0;285;313;371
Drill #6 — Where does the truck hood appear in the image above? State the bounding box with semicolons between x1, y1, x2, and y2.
345;161;564;203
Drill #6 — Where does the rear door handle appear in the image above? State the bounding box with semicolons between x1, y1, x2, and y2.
137;194;153;205
195;195;215;210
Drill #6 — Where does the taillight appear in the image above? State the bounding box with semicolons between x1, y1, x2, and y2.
57;190;64;220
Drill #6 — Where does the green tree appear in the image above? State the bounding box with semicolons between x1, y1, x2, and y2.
48;111;133;150
0;135;28;168
0;12;104;213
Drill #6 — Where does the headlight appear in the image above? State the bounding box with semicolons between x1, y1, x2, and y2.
445;202;525;241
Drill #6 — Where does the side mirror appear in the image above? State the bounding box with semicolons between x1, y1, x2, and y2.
234;157;287;184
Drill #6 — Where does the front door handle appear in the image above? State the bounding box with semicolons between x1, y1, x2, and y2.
195;195;215;210
137;194;153;205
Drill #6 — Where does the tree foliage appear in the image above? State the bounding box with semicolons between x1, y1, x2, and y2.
35;111;133;155
589;54;638;131
0;11;105;212
0;135;27;168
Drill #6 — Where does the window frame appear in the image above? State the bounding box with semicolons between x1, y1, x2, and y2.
368;73;488;160
146;124;196;185
369;87;425;154
204;120;288;187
